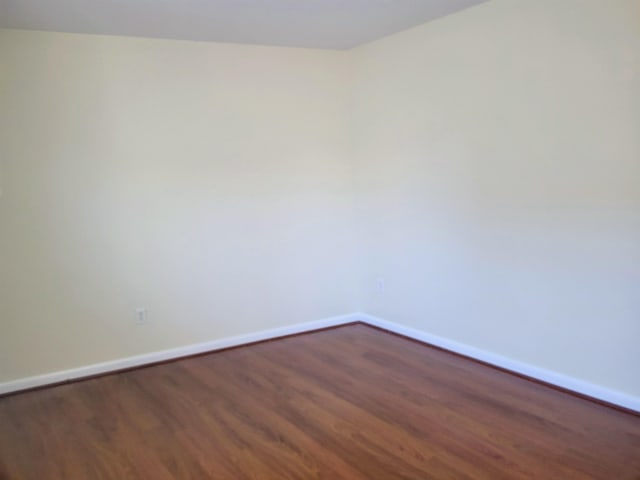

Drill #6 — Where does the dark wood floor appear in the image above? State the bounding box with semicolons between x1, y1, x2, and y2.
1;324;639;479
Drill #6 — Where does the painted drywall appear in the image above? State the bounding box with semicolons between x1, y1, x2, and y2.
0;29;357;382
351;0;640;397
1;0;639;403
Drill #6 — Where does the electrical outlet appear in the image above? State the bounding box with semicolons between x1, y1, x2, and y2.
135;308;148;325
376;277;385;293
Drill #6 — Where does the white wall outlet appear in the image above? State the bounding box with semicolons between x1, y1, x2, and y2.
135;308;148;325
376;277;385;293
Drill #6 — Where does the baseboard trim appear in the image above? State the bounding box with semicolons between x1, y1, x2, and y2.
0;313;360;396
358;313;640;414
2;311;639;414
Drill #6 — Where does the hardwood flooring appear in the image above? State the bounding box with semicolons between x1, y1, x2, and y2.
1;323;639;479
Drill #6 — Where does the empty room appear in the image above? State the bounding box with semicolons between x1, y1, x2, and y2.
1;0;639;478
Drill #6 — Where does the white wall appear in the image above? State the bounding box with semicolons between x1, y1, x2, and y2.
1;0;639;402
0;30;357;382
351;0;640;397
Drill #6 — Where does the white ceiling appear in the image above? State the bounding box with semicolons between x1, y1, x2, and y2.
0;0;487;50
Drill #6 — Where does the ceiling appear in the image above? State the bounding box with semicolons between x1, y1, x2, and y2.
0;0;487;50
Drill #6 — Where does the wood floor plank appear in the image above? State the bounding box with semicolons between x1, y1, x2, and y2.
1;323;639;479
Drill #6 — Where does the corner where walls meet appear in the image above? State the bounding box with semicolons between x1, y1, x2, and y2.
1;0;639;404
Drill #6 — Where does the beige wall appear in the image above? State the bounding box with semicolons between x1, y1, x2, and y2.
351;0;640;397
0;30;357;381
1;0;639;400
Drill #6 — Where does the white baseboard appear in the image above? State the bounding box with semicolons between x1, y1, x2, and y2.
359;313;640;413
0;312;360;395
2;311;639;413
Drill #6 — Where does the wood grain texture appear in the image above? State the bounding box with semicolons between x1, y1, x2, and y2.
1;323;639;479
